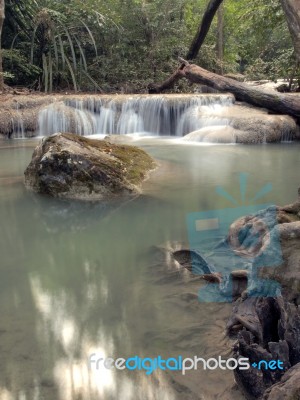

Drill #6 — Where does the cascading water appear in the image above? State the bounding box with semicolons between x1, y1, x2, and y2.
38;102;97;137
176;103;230;136
36;94;235;138
8;94;297;144
11;103;25;138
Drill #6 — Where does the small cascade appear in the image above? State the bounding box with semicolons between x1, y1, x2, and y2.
37;94;235;138
176;103;230;136
38;102;97;137
97;103;116;135
11;104;25;138
281;119;295;143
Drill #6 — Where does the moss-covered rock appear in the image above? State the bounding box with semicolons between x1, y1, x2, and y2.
24;132;156;200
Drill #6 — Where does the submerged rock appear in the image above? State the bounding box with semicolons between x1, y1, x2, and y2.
224;195;300;302
24;132;155;200
225;190;300;399
154;190;300;399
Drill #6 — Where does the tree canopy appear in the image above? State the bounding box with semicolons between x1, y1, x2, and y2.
0;0;298;92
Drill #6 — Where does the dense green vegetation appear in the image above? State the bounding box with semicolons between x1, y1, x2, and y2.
1;0;297;92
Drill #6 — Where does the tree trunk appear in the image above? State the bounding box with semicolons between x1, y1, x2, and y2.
0;0;4;92
148;0;224;93
186;0;224;60
182;62;300;118
216;3;224;74
280;0;300;64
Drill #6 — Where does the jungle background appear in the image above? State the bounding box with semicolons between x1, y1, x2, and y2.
0;0;297;93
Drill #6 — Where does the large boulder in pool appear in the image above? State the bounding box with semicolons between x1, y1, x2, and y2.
24;132;156;200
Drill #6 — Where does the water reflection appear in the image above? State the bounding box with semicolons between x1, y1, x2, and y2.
32;274;115;398
30;274;177;400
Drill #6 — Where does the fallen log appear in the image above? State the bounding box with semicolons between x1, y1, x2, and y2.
181;61;300;118
148;68;183;94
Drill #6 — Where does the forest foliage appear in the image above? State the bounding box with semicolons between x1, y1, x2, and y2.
1;0;296;92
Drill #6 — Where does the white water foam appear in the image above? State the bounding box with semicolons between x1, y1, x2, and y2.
36;94;234;138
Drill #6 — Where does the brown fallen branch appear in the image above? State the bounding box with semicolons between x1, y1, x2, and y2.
148;67;184;94
180;60;300;118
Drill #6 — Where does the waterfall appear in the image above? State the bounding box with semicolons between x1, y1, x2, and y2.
35;94;234;138
11;103;25;138
38;102;97;137
176;103;230;136
6;93;297;143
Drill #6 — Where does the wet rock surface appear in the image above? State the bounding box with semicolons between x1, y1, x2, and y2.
183;103;299;144
24;132;155;200
262;363;300;400
156;189;300;399
225;191;300;399
231;297;300;399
